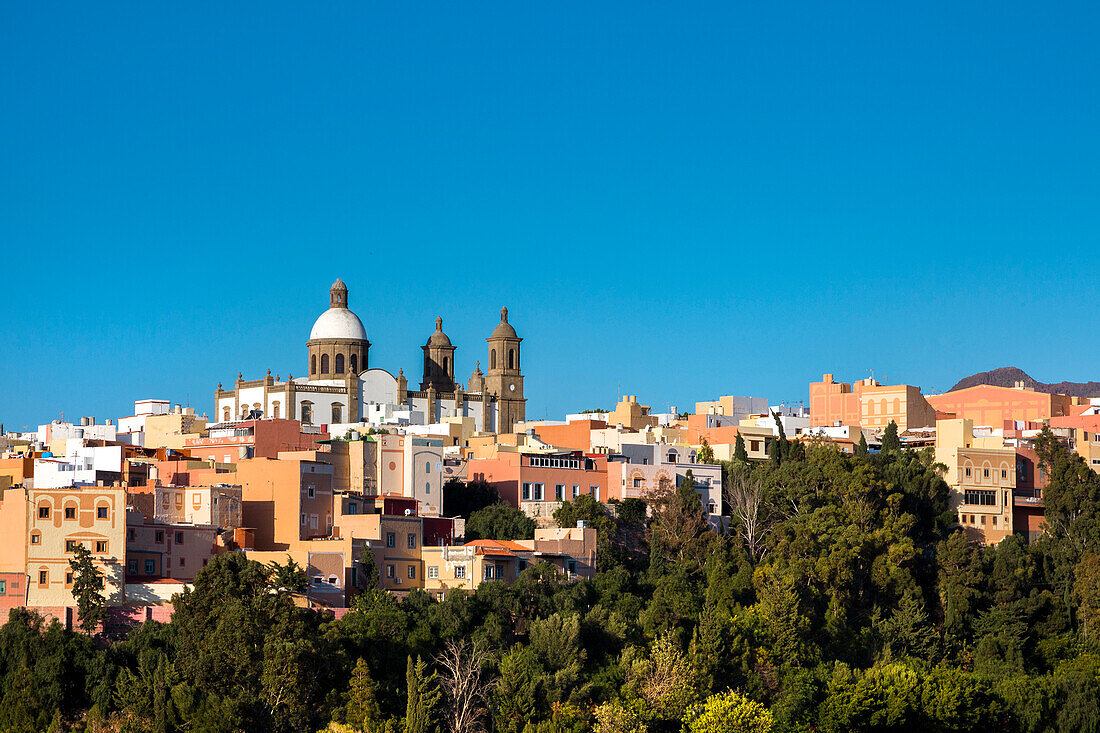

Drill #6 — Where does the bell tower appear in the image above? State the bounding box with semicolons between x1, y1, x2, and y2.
420;316;457;392
485;306;525;432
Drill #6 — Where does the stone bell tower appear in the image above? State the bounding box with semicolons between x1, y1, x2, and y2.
485;306;525;432
420;316;457;392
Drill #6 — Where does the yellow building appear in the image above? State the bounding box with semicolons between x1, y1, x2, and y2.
935;419;1016;544
0;485;127;608
143;410;208;450
607;395;659;431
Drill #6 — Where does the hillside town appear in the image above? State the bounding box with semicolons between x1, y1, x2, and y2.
2;279;1097;627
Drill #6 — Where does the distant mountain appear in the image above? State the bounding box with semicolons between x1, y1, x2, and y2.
950;367;1100;398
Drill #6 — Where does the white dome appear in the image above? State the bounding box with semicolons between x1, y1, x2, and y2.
309;307;368;341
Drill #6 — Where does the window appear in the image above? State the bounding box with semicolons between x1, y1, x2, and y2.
1001;469;1007;479
96;541;107;553
127;528;135;541
567;560;577;577
992;517;997;526
66;540;79;552
408;533;417;549
39;570;48;586
350;354;358;373
522;483;531;501
667;452;677;463
127;560;137;574
335;354;345;374
155;530;164;543
301;402;313;425
64;506;76;520
572;485;580;498
320;354;330;373
408;565;416;579
490;349;497;370
38;506;50;519
145;559;156;574
980;515;987;525
272;402;280;419
311;354;317;374
300;513;307;525
426;482;431;495
327;575;338;585
555;484;565;501
454;566;466;579
964;490;996;506
66;572;73;585
307;487;315;498
591;485;600;502
428;566;439;579
386;532;396;548
313;576;324;585
633;477;643;488
485;564;496;580
332;404;342;424
386;564;395;579
965;467;972;477
425;461;431;473
179;557;186;567
750;441;760;452
97;506;108;519
534;483;544;501
172;531;183;544
508;349;515;369
983;468;990;478
30;532;40;545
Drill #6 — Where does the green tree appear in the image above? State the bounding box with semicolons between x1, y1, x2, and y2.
345;657;382;732
404;655;441;733
682;689;773;733
68;543;105;635
442;478;501;519
1074;552;1100;638
465;502;535;541
857;432;869;459
267;556;308;595
881;420;901;454
734;433;748;463
697;438;715;465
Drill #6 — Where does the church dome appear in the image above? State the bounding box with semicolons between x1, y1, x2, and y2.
310;308;368;341
308;279;368;341
490;306;518;339
427;316;452;347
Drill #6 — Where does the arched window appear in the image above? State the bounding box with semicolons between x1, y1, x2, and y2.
311;354;317;374
491;349;497;370
350;354;358;373
320;354;330;374
301;402;313;425
892;398;901;415
223;407;231;421
272;401;280;419
335;354;345;374
442;356;449;375
879;399;887;416
508;349;515;370
332;403;343;424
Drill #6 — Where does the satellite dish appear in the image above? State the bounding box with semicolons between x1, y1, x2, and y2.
404;508;412;516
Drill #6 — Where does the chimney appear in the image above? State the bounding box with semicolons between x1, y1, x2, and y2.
105;419;113;426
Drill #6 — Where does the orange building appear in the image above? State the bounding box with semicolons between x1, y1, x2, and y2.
810;374;936;430
522;418;607;453
468;450;608;525
233;456;335;550
184;418;328;463
927;384;1074;428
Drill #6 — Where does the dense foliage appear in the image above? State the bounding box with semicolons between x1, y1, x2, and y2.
5;427;1100;732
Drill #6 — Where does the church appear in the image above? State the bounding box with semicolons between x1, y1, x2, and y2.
214;279;526;433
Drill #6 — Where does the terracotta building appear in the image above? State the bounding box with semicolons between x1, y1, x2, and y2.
183;418;328;464
810;373;936;430
927;383;1074;427
468;450;609;526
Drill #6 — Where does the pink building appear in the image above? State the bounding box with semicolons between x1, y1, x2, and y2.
468;450;609;525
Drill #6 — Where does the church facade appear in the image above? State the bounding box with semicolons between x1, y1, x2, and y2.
214;279;526;434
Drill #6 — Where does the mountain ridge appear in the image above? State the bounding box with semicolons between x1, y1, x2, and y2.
950;366;1100;398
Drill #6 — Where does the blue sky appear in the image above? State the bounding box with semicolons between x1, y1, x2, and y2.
2;2;1098;430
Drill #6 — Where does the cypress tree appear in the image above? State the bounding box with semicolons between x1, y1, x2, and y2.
404;655;440;733
734;433;748;463
857;432;869;459
882;420;901;453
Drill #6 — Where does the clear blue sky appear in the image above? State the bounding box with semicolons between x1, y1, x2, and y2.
2;2;1098;430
